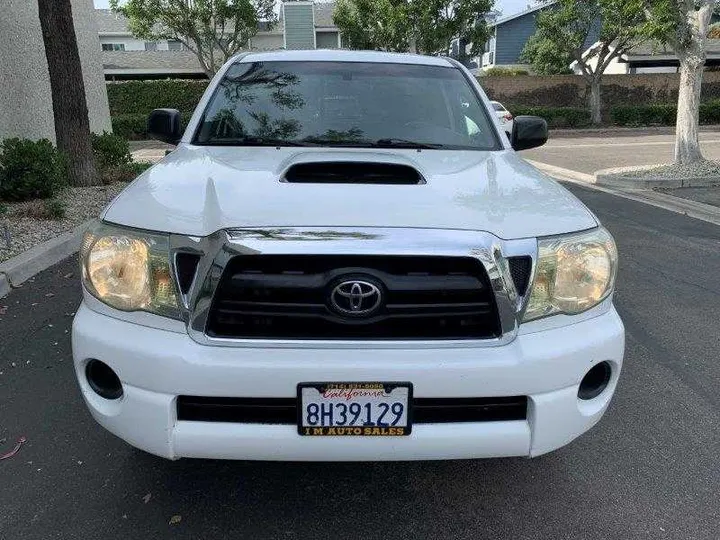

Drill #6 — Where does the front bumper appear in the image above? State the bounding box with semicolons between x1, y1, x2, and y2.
72;302;625;461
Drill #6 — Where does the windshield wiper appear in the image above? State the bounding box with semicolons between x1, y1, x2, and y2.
301;138;444;149
301;138;371;147
374;138;445;149
200;137;318;147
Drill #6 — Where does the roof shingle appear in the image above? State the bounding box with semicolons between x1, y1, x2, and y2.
313;2;336;28
95;9;131;34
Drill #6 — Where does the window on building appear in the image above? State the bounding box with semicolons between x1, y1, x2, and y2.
168;40;184;51
101;43;125;51
145;42;158;51
316;32;339;49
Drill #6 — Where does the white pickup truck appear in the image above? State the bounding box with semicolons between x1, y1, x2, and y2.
72;50;624;461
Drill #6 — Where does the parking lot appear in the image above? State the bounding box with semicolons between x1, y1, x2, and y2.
522;128;720;176
2;180;719;539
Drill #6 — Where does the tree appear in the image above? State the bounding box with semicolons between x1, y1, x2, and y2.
111;0;276;78
333;0;411;52
333;0;493;56
38;0;98;187
414;0;493;57
643;0;716;164
521;0;649;125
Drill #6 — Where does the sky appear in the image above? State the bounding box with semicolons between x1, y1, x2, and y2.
93;0;531;19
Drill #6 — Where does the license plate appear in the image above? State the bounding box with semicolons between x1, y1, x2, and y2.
297;382;412;436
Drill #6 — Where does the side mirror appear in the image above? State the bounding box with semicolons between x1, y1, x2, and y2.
511;116;548;151
148;109;182;145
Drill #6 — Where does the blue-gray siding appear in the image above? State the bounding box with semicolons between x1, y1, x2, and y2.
494;8;600;65
284;3;315;50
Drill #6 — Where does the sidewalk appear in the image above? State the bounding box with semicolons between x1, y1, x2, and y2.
129;140;174;163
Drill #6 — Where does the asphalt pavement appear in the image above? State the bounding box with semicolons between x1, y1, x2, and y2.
522;130;720;174
1;184;719;540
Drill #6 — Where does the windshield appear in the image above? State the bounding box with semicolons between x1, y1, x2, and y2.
194;61;501;150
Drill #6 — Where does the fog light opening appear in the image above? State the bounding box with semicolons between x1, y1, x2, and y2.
85;359;123;400
578;361;611;401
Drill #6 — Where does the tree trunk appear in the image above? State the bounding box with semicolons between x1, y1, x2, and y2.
671;1;713;165
589;77;602;126
675;54;705;165
38;0;97;187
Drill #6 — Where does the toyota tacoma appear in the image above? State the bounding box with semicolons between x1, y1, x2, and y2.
72;50;624;461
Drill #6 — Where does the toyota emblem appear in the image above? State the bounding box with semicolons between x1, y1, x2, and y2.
329;279;383;317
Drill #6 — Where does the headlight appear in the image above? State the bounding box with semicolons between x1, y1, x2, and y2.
523;227;617;322
80;222;180;318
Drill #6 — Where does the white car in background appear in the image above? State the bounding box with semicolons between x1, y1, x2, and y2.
491;100;514;134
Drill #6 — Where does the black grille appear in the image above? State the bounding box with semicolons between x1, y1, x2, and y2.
175;253;201;294
177;396;528;424
508;256;532;296
205;255;500;340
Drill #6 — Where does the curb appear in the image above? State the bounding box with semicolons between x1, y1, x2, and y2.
0;274;9;298
595;165;720;189
0;220;91;299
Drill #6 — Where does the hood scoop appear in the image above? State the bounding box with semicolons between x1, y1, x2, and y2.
282;162;425;185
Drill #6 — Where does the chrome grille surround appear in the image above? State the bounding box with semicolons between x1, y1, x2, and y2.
168;227;537;349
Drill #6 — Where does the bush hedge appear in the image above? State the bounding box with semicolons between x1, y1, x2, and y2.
0;138;68;202
610;104;676;126
111;114;148;140
700;100;720;124
508;106;592;128
92;131;132;169
105;80;720;135
481;67;530;77
112;113;190;140
107;80;208;116
610;101;720;126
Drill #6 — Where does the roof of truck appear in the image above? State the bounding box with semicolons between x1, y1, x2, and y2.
233;49;456;67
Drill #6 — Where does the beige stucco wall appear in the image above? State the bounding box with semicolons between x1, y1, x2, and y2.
0;0;111;143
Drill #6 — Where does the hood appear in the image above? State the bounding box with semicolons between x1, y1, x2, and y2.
103;145;597;240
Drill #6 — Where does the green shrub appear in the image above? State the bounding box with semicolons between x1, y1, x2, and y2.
0;202;7;216
43;198;66;220
481;67;530;77
107;80;208;116
111;114;148;140
508;106;592;128
127;161;154;175
610;101;720;126
111;113;189;141
101;161;155;184
11;198;67;220
92;131;132;170
700;100;720;124
610;104;676;126
0;138;68;202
